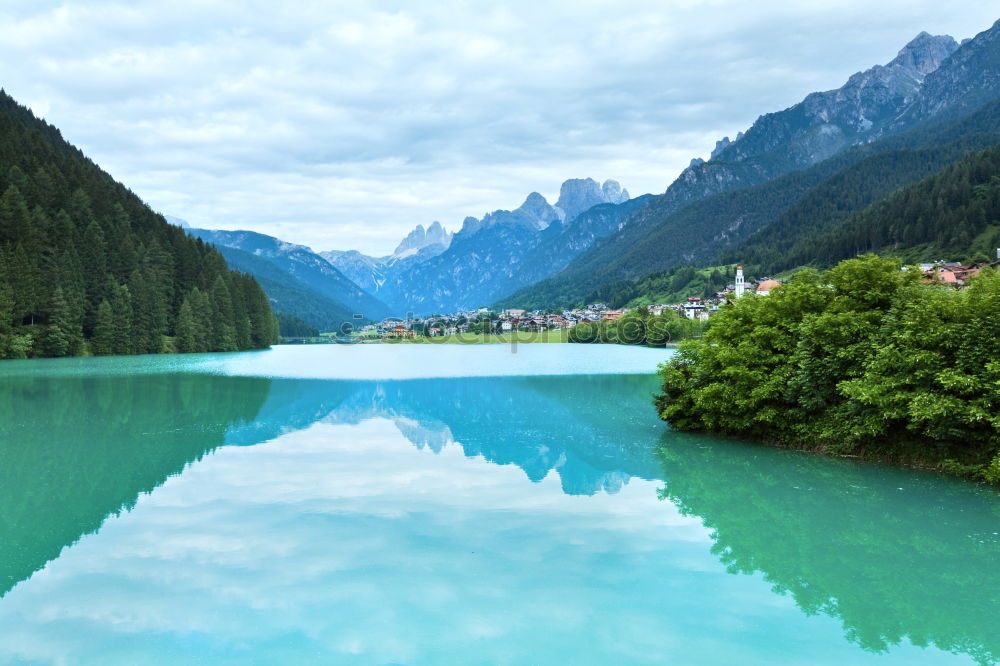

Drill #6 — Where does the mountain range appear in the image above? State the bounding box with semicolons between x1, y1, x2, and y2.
184;17;1000;326
190;176;638;322
500;19;1000;309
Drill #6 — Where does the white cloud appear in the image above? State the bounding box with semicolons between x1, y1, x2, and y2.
0;1;995;254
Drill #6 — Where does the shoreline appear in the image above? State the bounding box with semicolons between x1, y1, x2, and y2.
668;427;999;485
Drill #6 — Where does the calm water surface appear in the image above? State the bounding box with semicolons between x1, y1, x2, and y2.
0;344;997;665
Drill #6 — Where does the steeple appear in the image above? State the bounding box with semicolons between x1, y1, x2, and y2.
735;265;746;298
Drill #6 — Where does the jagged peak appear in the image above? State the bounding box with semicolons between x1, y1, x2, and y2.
519;191;550;209
555;177;630;221
393;220;451;256
887;31;958;74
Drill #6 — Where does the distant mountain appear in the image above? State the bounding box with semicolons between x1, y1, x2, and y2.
502;21;1000;309
208;244;360;332
555;178;629;222
316;178;634;314
188;228;391;325
889;20;1000;130
393;220;452;257
366;179;634;313
319;220;453;296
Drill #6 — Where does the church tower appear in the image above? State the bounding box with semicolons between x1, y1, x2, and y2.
735;265;745;299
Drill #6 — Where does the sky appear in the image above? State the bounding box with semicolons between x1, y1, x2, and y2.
0;2;997;256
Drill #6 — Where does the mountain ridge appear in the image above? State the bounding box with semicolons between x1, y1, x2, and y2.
499;21;1000;310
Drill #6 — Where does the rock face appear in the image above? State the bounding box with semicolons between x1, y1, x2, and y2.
393;220;452;256
572;30;966;260
356;178;635;314
709;32;958;174
555;178;630;222
503;21;1000;310
890;20;1000;128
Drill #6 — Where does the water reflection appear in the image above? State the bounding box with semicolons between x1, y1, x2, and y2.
0;372;271;597
220;374;666;493
656;436;1000;665
1;368;998;664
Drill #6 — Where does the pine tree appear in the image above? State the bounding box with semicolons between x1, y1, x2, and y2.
43;287;71;357
0;90;278;359
109;283;133;355
175;297;197;353
91;300;114;356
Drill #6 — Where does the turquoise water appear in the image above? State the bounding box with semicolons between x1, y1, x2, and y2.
0;345;997;665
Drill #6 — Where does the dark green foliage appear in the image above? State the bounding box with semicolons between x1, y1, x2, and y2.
756;143;1000;272
0;90;278;358
656;255;1000;481
586;264;739;309
568;308;705;346
276;312;320;338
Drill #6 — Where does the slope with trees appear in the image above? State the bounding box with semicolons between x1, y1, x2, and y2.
0;91;278;358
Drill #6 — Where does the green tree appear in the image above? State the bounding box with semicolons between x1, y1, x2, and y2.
656;255;1000;482
175;297;197;353
42;287;72;357
91;300;115;356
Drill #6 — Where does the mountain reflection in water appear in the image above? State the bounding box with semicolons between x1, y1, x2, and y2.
1;368;997;664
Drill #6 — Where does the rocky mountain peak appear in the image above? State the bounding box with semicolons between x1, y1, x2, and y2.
394;221;452;256
459;215;482;235
516;192;559;227
891;32;959;75
425;220;450;246
602;179;630;204
555;177;630;222
699;30;960;176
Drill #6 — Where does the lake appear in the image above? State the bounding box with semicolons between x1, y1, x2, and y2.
0;344;997;665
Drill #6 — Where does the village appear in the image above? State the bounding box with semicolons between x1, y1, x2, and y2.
356;265;770;340
353;256;1000;341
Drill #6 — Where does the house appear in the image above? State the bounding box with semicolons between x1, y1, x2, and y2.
427;327;442;337
385;325;415;339
444;326;458;336
682;297;706;320
924;265;980;287
381;317;406;330
505;309;525;318
602;310;625;321
500;320;513;332
756;279;781;296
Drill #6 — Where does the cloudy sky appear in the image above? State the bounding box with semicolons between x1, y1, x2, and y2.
0;2;996;255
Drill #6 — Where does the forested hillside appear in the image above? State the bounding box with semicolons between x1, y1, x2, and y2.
0;91;279;358
501;23;1000;312
506;98;1000;311
209;243;358;333
754;142;1000;272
